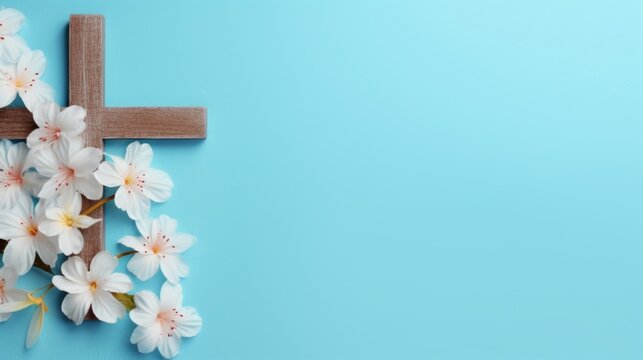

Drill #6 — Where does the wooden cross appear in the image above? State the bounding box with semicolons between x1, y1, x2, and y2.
0;15;207;265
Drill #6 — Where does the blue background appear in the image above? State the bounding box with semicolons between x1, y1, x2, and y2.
1;0;642;359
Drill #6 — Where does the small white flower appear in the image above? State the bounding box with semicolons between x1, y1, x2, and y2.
94;142;173;221
33;136;103;200
0;266;28;322
39;192;100;256
130;282;202;359
0;197;59;275
119;215;194;284
0;49;54;111
52;251;133;325
0;139;45;210
27;102;86;152
0;8;28;63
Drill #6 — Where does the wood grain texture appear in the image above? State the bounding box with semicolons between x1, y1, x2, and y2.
70;15;105;266
0;108;36;139
102;107;207;138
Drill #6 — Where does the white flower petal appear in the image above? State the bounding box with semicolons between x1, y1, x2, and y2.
94;161;123;187
38;218;65;237
131;323;161;354
160;255;189;284
135;218;153;239
158;331;181;359
143;168;173;203
92;289;124;324
60;255;88;284
168;234;195;254
160;282;183;310
115;186;150;221
89;251;118;280
57;105;86;134
58;227;84;255
69;146;102;177
32;101;59;128
0;35;28;64
22;171;46;197
101;273;132;293
118;235;145;252
20;80;54;112
0;8;26;34
176;307;202;338
131;291;160;327
74;215;100;229
61;292;91;325
33;234;58;268
127;253;160;282
52;275;88;295
25;304;45;349
125;142;153;169
0;266;18;289
0;79;17;108
3;236;36;275
75;176;102;200
0;209;29;239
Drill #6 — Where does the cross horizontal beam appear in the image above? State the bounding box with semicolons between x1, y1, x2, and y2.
0;107;207;139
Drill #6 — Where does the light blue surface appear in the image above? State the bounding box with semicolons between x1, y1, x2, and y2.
0;0;642;359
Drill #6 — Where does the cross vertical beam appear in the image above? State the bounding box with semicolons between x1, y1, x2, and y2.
69;15;105;265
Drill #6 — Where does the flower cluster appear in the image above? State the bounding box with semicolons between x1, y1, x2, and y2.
0;8;201;359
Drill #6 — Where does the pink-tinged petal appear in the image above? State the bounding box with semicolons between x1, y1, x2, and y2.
20;80;54;112
92;289;125;323
74;176;102;200
58;227;84;255
101;273;132;293
158;330;181;359
127;253;160;282
37;173;69;199
60;255;88;284
160;282;183;310
3;236;36;275
74;215;100;230
142;169;173;203
167;234;195;254
125;142;153;169
176;306;202;338
33;234;58;268
94;161;123;187
26;303;45;349
61;292;92;325
131;291;160;327
118;235;145;252
52;275;87;295
89;251;118;280
57;105;86;134
27;128;52;150
69;146;102;177
160;255;189;285
130;323;161;354
115;186;150;221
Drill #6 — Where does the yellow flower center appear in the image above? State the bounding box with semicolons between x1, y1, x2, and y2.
63;215;74;227
14;78;24;89
124;175;134;186
90;281;98;292
28;226;38;237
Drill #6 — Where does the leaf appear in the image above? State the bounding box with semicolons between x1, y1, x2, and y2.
112;292;135;311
